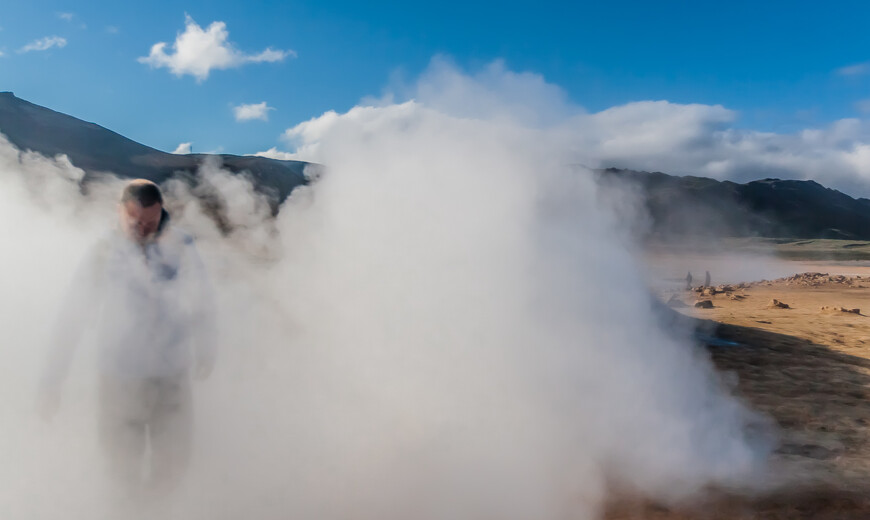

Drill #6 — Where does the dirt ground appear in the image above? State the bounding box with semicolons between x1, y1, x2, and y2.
606;266;870;519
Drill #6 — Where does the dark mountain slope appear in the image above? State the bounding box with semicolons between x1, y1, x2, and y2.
597;168;870;240
0;91;309;204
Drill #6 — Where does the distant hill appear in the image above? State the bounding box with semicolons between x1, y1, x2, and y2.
596;168;870;240
0;91;310;207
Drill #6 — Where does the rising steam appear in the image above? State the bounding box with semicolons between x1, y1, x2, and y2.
0;73;769;520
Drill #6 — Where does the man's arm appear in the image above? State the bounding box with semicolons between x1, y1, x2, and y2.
38;242;105;419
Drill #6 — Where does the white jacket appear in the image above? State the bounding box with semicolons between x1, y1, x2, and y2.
42;220;217;388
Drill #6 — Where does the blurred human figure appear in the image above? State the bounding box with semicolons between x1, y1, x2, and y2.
685;271;693;290
704;270;711;288
39;179;217;500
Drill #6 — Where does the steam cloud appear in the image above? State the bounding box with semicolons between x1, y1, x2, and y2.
0;69;769;519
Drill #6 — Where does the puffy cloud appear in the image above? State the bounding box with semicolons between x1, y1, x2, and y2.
18;36;67;53
233;102;274;122
138;15;294;82
565;106;870;194
270;58;870;197
57;13;74;21
172;142;192;154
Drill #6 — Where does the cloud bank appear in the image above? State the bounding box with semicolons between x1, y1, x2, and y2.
139;15;294;82
271;57;870;197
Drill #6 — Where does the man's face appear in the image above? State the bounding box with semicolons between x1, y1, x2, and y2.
121;200;162;243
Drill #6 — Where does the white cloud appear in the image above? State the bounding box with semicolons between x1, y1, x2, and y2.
18;36;67;53
106;26;119;34
57;12;74;21
566;106;870;195
233;102;274;122
250;147;298;160
837;62;870;76
269;58;870;198
138;15;295;82
172;142;192;154
246;48;288;63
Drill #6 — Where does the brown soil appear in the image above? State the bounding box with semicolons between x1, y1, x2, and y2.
606;272;870;518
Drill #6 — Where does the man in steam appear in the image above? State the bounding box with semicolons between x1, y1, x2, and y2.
39;179;217;496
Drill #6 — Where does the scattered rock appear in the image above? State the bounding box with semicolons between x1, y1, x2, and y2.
820;306;861;314
751;272;856;288
692;285;733;297
729;294;746;301
694;300;714;309
768;299;790;309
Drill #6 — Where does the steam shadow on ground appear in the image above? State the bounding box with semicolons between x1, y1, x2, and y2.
606;312;870;519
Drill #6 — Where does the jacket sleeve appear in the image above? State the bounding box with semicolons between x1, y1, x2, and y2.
185;239;218;371
40;242;106;395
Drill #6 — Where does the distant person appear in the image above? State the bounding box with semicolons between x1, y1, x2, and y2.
686;271;693;290
704;270;711;288
38;179;217;498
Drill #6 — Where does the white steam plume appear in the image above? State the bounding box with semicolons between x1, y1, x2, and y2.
0;76;769;520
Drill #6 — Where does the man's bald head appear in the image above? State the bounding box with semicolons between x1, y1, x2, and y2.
119;180;164;244
121;179;164;208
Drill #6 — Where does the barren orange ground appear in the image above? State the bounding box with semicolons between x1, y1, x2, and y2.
605;265;870;519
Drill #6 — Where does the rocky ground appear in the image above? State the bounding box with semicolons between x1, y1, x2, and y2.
606;271;870;518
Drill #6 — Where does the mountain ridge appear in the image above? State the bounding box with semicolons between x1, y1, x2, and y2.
3;91;869;240
596;168;870;240
0;91;310;206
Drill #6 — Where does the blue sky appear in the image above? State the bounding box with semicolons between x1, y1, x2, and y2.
2;0;870;157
